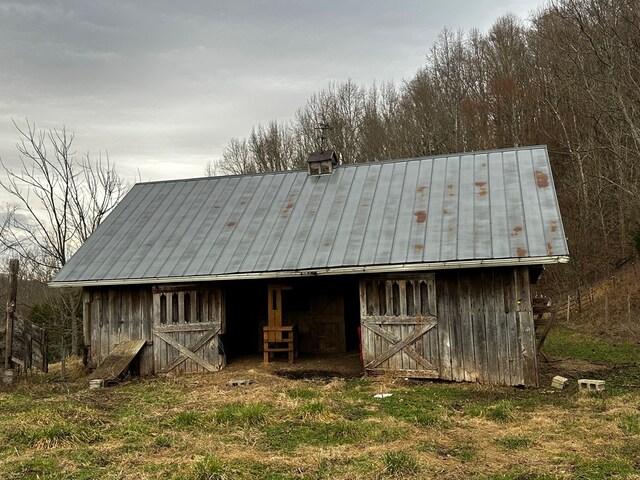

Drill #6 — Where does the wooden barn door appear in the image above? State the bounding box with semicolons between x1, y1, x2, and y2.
359;275;439;378
152;285;225;374
309;293;346;353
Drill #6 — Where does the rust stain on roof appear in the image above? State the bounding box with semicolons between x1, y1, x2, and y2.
550;223;558;232
443;208;449;215
475;181;486;187
414;210;427;223
227;221;236;228
535;170;549;188
416;185;427;195
282;202;295;218
516;247;527;257
447;184;454;190
512;226;523;236
547;242;554;255
414;243;424;250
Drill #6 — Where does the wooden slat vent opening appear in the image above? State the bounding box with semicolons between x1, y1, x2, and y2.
153;288;220;328
361;274;436;320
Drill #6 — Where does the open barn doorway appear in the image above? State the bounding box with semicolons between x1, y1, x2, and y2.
222;276;362;375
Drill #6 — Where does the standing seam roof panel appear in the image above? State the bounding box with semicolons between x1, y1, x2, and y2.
327;165;372;267
164;176;233;277
52;182;148;282
309;167;357;268
51;146;569;285
237;173;296;273
374;162;407;265
221;174;278;273
488;152;509;259
117;181;194;280
440;157;464;262
79;182;176;281
199;175;261;275
473;154;492;259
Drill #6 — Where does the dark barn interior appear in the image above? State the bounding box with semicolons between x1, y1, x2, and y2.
223;276;361;362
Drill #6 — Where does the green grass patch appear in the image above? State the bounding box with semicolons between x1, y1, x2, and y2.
188;454;294;480
464;400;516;422
286;387;320;400
334;400;373;420
154;435;172;448
0;455;64;480
5;420;102;448
496;435;533;450
481;470;562;480
295;401;326;418
373;389;451;427
618;413;640;435
260;420;405;452
545;328;640;365
452;443;477;462
572;458;635;479
381;451;420;477
168;410;204;428
212;402;270;427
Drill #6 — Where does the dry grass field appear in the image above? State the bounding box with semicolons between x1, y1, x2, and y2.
0;328;639;480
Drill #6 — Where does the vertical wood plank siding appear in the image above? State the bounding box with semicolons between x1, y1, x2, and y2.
85;284;225;375
87;286;154;375
435;266;538;387
360;266;537;386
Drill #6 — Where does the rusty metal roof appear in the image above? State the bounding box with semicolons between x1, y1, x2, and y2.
52;146;568;286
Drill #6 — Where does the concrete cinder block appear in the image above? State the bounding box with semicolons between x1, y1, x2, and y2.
578;379;605;391
551;375;569;389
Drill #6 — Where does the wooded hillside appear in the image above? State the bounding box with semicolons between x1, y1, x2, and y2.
214;0;640;293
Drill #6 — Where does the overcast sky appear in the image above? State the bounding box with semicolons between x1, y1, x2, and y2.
0;0;545;198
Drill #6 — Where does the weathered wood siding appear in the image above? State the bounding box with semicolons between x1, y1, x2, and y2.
84;286;155;375
436;266;538;386
84;283;225;376
151;285;225;374
359;267;538;386
360;274;439;378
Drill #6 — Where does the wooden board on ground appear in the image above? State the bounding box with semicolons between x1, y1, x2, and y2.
88;339;146;381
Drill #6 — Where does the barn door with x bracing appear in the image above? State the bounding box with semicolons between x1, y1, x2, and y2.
359;274;439;378
152;285;225;374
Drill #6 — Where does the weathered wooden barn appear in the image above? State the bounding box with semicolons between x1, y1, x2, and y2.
51;146;568;386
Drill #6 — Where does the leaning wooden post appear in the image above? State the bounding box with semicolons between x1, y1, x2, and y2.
82;291;91;366
4;258;19;371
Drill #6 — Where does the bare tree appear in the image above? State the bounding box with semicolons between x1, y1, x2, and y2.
0;119;129;355
217;137;257;175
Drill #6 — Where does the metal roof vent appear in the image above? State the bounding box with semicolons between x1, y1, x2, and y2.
307;150;339;176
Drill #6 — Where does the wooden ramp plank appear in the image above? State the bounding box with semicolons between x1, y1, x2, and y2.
89;339;146;381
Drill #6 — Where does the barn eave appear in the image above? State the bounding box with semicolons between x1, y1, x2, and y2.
49;254;569;288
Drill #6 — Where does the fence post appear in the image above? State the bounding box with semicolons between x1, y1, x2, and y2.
4;258;18;371
566;295;571;322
